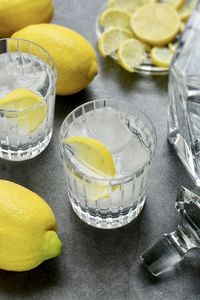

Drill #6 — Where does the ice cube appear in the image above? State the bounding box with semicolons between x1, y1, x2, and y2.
0;61;10;92
120;134;150;174
86;107;131;153
68;115;88;137
6;56;47;92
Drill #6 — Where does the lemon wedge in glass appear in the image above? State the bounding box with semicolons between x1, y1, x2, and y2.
131;3;181;46
64;136;116;201
151;47;173;68
65;136;115;177
98;27;133;57
0;88;46;132
117;38;147;72
108;0;156;12
99;8;131;31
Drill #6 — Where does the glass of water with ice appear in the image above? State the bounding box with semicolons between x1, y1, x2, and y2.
59;100;157;229
0;38;56;161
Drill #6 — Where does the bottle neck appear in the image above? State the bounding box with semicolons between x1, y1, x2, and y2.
169;225;197;256
141;225;198;277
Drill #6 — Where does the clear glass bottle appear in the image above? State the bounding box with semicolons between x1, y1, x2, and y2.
168;1;200;185
141;186;200;276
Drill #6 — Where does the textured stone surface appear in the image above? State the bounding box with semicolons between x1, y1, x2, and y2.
0;0;200;299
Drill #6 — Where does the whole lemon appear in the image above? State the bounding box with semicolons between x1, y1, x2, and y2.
0;0;54;38
12;24;99;95
0;180;62;272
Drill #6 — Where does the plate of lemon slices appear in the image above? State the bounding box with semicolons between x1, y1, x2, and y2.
96;0;197;74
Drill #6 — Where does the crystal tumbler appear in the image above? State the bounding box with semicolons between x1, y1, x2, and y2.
0;38;56;161
59;100;157;229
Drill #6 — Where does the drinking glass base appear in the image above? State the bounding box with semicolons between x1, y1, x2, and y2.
0;130;52;161
70;195;146;229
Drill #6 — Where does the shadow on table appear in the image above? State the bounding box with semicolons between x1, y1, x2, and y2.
0;259;61;297
100;56;168;93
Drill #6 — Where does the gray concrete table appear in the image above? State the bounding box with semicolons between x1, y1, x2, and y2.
0;0;199;299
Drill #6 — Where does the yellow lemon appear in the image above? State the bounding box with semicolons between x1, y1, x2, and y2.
131;4;181;46
0;180;62;272
117;38;147;72
12;24;98;95
65;136;115;177
0;88;46;132
0;0;53;38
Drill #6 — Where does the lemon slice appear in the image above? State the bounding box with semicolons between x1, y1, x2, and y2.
65;136;115;177
161;0;186;10
99;8;131;31
168;42;179;53
108;0;157;12
179;21;185;33
98;27;133;57
178;0;197;21
0;88;46;132
151;47;173;68
131;4;181;46
117;38;147;72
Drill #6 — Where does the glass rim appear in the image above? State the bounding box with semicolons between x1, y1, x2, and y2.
0;38;57;113
59;99;157;184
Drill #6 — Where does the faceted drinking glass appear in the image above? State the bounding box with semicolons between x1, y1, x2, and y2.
0;38;56;161
59;100;157;229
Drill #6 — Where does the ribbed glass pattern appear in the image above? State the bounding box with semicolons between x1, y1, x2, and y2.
60;100;157;229
0;38;56;161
